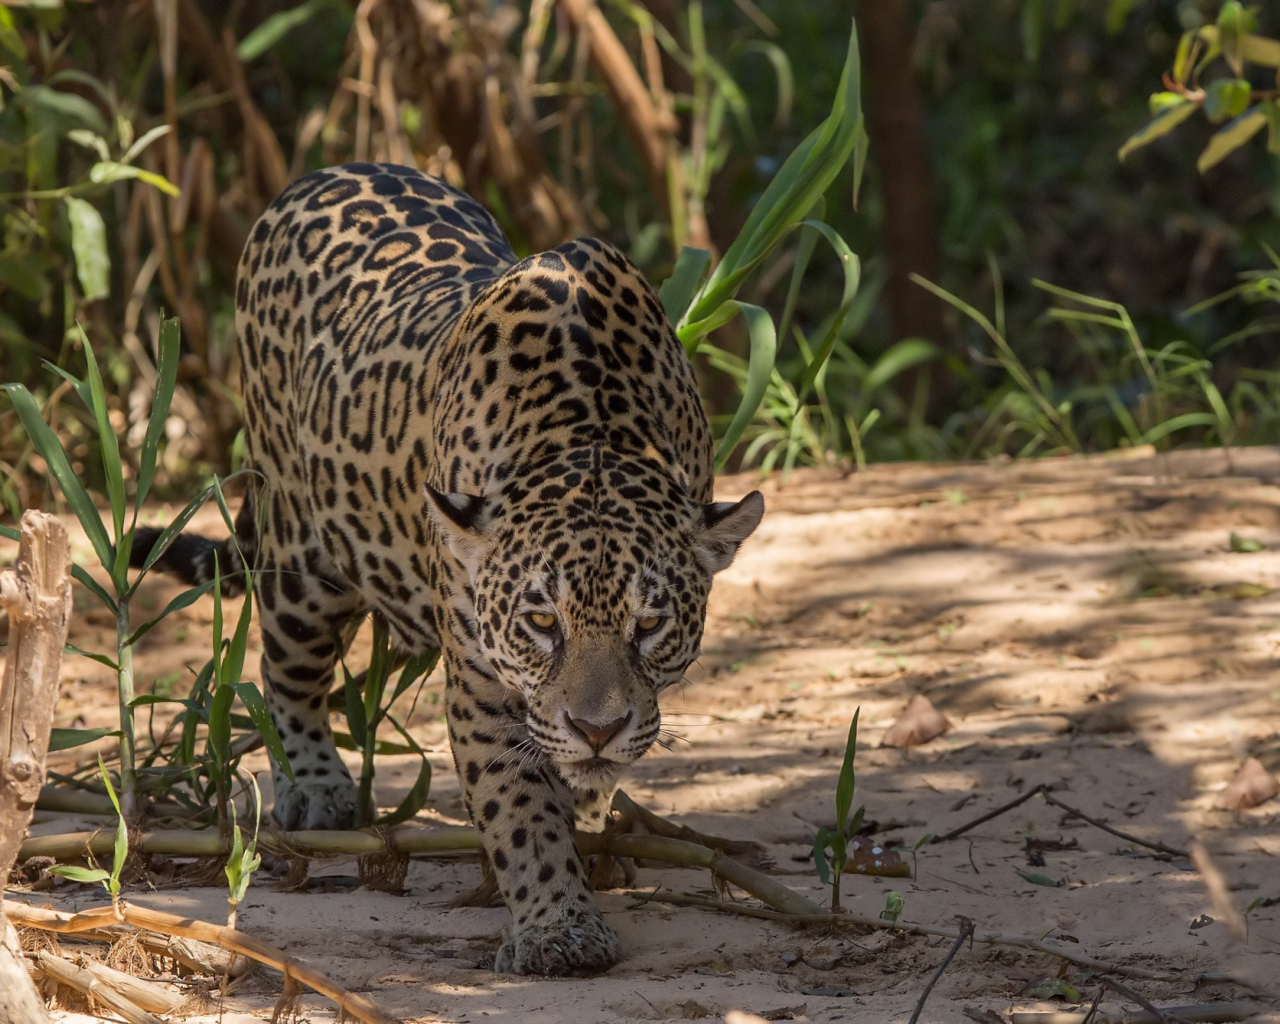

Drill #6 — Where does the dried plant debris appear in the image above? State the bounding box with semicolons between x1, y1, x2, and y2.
881;694;951;748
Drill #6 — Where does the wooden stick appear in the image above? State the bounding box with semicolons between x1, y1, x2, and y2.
7;903;400;1024
0;511;72;1024
29;951;166;1024
83;960;182;1014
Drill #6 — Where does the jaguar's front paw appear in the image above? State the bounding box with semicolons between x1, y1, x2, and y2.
493;909;620;976
272;775;358;830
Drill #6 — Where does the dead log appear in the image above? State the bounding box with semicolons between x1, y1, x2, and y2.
0;511;73;1024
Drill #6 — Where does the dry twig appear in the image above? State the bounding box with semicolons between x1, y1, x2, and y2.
908;916;974;1024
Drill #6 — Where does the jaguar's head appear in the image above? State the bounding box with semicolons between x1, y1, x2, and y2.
426;447;763;788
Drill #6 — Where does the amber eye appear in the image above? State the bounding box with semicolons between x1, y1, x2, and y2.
526;611;558;633
636;615;663;635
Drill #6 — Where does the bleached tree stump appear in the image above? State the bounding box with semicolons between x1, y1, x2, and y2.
0;511;73;1024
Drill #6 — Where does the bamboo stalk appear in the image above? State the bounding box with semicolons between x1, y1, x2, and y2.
16;825;821;917
9;903;400;1024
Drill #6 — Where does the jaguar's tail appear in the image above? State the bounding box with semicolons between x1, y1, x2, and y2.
130;495;256;597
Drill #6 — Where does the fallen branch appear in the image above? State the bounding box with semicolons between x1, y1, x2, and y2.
1102;975;1178;1024
7;903;400;1024
622;890;1242;984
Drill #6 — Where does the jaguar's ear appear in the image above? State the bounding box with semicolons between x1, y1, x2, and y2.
424;485;492;569
694;490;765;574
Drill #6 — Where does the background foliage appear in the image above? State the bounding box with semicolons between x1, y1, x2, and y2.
2;0;1278;514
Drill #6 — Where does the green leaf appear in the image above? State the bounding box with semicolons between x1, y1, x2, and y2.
863;339;939;396
67;129;110;161
1;383;115;571
1117;101;1199;161
344;663;368;749
792;221;860;403
208;684;234;766
120;124;170;166
1266;100;1280;154
1173;30;1196;83
1022;977;1084;1002
64;197;110;302
1198;106;1267;172
376;713;433;826
219;571;254;691
659;247;712;327
1242;34;1280;67
127;578;217;645
49;866;110;884
682;20;863;329
712;302;776;470
231;681;294;783
1204;79;1251;124
22;84;107;135
65;641;119;670
389;649;441;706
1148;92;1188;115
834;707;860;833
88;161;180;196
1105;0;1135;34
237;0;331;61
49;727;118;751
130;487;215;591
1230;532;1264;553
1140;411;1218;443
1022;0;1044;62
78;328;126;549
812;826;835;885
134;317;182;515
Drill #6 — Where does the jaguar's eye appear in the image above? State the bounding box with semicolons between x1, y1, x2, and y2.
635;615;663;635
526;611;558;633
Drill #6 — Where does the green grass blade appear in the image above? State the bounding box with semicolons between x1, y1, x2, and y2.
64;641;119;670
343;662;368;749
835;707;860;831
712;302;777;470
659;247;712;327
793;221;860;403
231;681;294;782
134;317;181;515
2;382;115;570
390;650;441;705
1140;411;1218;444
686;20;863;325
78;328;125;545
777;202;823;354
863;339;940;396
219;571;254;692
49;726;118;751
376;713;433;826
71;563;117;613
129;483;216;588
126;579;217;645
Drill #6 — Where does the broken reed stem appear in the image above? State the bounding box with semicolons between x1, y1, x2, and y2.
1101;975;1179;1024
907;916;974;1024
16;825;820;918
29;951;167;1024
7;902;399;1024
623;891;1243;985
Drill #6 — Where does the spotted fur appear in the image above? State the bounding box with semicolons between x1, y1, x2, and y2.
138;163;763;975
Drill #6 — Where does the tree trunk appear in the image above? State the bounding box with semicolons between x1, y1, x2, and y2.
857;0;951;415
0;511;73;1024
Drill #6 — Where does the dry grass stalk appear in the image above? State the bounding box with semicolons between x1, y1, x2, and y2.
8;902;401;1024
30;950;165;1024
0;511;73;1024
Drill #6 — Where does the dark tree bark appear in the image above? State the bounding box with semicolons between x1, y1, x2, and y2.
857;0;951;414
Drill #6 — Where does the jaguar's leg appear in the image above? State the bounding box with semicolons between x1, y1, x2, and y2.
446;666;620;976
255;539;365;830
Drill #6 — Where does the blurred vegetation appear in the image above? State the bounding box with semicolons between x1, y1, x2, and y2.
2;0;1279;515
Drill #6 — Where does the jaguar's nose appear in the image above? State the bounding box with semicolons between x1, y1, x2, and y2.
564;710;631;752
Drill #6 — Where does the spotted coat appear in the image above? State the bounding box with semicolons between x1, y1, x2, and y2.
139;163;763;975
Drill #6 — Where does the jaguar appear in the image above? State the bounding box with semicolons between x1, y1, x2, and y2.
135;162;763;976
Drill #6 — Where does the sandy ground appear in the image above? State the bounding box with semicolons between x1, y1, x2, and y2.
5;446;1280;1023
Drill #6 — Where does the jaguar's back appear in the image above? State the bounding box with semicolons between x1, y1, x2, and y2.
195;163;763;975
